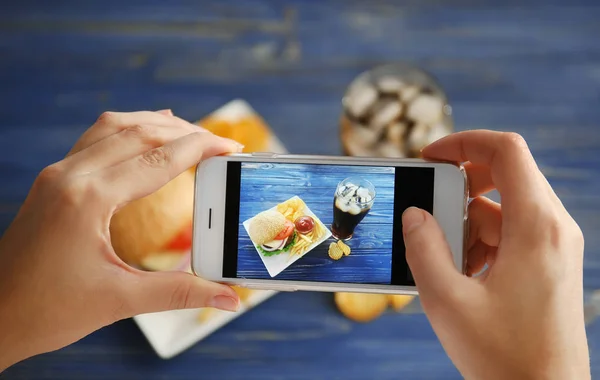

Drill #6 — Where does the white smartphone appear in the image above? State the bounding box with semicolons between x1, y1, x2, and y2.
192;153;468;295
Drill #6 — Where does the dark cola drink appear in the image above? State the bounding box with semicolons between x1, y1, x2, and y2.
332;199;371;240
331;178;375;240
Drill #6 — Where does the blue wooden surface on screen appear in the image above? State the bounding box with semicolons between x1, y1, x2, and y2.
1;0;600;379
237;163;394;284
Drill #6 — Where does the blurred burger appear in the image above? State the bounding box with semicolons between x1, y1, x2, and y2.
248;210;296;255
108;106;274;272
109;170;195;271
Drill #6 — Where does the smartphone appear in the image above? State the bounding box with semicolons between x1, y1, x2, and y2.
192;153;468;295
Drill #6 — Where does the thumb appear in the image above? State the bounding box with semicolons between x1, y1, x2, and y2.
402;207;465;302
124;271;240;316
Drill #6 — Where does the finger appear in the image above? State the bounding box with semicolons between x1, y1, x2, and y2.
98;132;241;208
422;130;550;232
464;162;494;197
466;240;498;277
68;111;201;156
66;123;205;173
124;271;240;315
402;207;468;305
467;196;502;250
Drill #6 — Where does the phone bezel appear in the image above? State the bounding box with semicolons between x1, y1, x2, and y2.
192;153;468;295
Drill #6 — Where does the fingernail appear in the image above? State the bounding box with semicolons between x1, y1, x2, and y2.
402;207;425;235
220;137;244;152
210;295;239;312
157;109;173;116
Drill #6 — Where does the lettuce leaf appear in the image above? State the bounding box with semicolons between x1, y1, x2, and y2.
258;231;297;257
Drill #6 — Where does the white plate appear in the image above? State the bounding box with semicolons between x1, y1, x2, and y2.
133;99;286;359
242;196;332;277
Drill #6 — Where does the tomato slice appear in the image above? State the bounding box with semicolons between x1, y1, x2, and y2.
274;220;294;240
166;224;193;250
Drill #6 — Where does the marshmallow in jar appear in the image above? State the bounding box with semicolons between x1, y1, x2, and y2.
340;63;453;158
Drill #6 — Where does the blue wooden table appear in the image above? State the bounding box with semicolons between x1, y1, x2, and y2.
1;1;600;379
238;163;394;283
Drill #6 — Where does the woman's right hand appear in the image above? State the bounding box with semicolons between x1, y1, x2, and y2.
402;130;590;379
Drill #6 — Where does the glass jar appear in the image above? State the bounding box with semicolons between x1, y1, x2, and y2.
340;63;454;158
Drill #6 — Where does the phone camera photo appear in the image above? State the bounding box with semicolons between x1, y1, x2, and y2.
223;162;435;287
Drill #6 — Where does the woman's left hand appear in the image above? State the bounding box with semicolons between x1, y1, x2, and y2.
0;110;243;371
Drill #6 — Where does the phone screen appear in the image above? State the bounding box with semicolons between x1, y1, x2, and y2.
222;161;434;286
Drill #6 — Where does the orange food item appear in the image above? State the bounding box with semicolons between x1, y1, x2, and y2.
187;114;271;177
334;292;389;322
197;115;271;153
232;286;254;303
388;294;415;311
197;286;255;323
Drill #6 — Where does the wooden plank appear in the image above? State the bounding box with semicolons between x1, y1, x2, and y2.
1;0;600;379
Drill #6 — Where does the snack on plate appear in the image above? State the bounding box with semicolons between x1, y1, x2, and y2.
246;197;329;261
277;197;327;257
334;292;389;323
294;216;315;234
291;217;325;257
198;114;271;153
248;210;297;256
110;170;195;268
277;197;307;222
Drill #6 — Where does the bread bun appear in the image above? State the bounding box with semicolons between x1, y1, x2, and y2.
248;210;286;245
109;170;195;265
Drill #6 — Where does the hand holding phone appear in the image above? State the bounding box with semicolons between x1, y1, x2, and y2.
407;131;589;379
192;154;467;294
192;129;590;378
